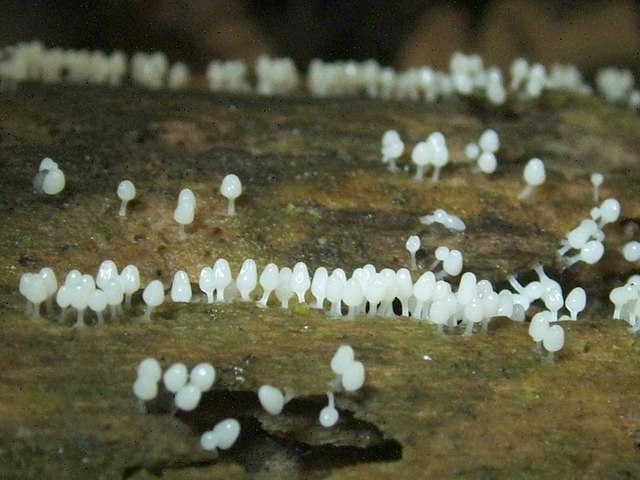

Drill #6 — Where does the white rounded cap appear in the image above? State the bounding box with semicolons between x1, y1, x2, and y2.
259;263;280;290
220;174;242;200
580;240;604;264
170;270;192;303
133;376;158;401
190;363;216;391
590;172;604;187
178;188;196;208
435;246;450;262
291;262;311;301
464;142;480;160
175;383;202;411
39;157;59;171
117;180;136;201
598;198;620;225
341;360;365;391
319;405;339;427
236;258;258;299
96;260;119;290
528;311;551;342
142;280;165;307
43;168;65;195
478;129;500;153
163;363;188;393
38;267;58;296
623;241;640;262
443;250;463;276
88;289;107;312
258;385;285;415
428;299;449;325
542;324;565;352
200;431;218;451
173;204;195;225
565;287;586;317
382;129;400;145
523;158;546;186
411;142;430;166
212;418;241;450
405;235;420;253
331;345;355;375
120;265;141;294
20;273;47;304
342;278;364;308
137;357;162;382
477;152;497;174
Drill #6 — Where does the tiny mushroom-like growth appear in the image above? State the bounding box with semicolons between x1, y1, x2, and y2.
291;262;311;303
341;360;366;392
117;180;136;217
518;158;546;200
200;418;241;451
258;385;286;415
141;280;164;322
623;241;640;262
120;264;141;309
170;270;192;303
174;188;196;240
419;208;466;232
236;258;258;301
319;392;339;428
565;287;587;320
190;363;216;391
428;131;449;183
19;273;47;319
175;383;202;411
220;174;242;216
257;263;279;308
411;141;430;181
381;129;405;172
542;324;565;364
163;363;188;393
34;157;66;195
591;172;604;203
406;235;420;270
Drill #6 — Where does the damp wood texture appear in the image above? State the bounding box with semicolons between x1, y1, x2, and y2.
0;84;639;479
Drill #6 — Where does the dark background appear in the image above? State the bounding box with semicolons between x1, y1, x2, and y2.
1;1;638;75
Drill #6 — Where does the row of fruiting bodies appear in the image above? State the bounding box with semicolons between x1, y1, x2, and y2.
4;42;639;111
380;128;546;200
20;258;592;359
132;345;365;452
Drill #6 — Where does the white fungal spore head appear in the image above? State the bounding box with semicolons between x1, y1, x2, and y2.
220;174;242;216
341;360;365;392
190;363;216;391
163;363;188;393
137;357;162;382
331;345;355;375
478;129;500;153
117;180;136;202
523;158;546;186
142;280;165;307
258;385;285;415
212;418;241;450
175;383;202;411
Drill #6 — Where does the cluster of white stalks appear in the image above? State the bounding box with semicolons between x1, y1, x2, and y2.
0;41;188;90
609;275;640;334
380;127;547;197
2;41;639;110
557;198;620;268
132;345;364;449
21;246;598;361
